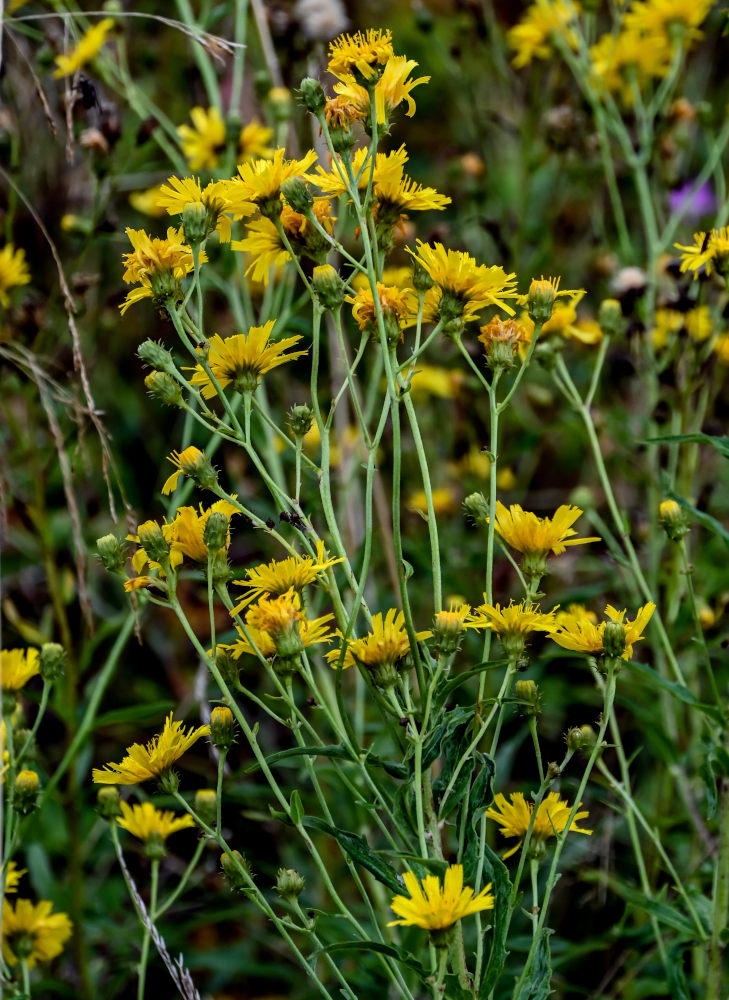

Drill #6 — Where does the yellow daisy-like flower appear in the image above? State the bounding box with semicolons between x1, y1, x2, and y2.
550;602;656;660
187;321;307;398
468;601;558;638
407;241;518;324
590;29;672;104
120;226;201;315
624;0;714;44
333;54;430;126
0;244;30;306
224;606;335;660
239;120;275;162
231;542;343;612
685;306;713;343
178;106;226;171
155;176;240;241
232;216;291;283
675;227;729;277
92;713;210;785
327;29;394;81
554;604;597;629
326;609;431;687
508;0;580;69
4;861;26;894
239;589;335;657
388;864;494;931
116;801;195;842
348;283;416;335
486;791;592;859
53;17;114;78
407;365;465;401
226;149;319;212
128;499;238;575
493;501;600;558
129;184;168;218
161;445;214;496
1;648;40;692
2;898;72;968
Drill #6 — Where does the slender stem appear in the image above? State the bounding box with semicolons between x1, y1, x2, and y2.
137;859;159;1000
530;859;540;938
154;838;206;919
21;958;31;997
528;717;545;784
708;778;729;1000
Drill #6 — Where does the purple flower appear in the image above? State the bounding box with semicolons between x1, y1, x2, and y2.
669;180;716;220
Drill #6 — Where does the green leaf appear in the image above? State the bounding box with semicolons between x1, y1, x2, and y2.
297;816;404;893
437;660;508;703
94;701;175;728
512;929;552;1000
666;944;691;1000
642;432;729;459
626;660;725;727
477;844;512;998
289;789;304;825
244;743;354;773
443;975;475;1000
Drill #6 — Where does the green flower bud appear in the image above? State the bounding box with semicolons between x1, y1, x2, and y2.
515;679;541;717
138;339;176;372
598;298;626;339
214;647;241;690
276;867;305;899
194;788;217;827
210;705;236;753
221;850;253;892
97;533;126;574
659;499;687;542
97;785;122;820
14;770;40;815
287;403;315;439
281;176;314;216
145;371;183;407
137;520;169;564
203;511;229;553
602;620;626;659
39;643;66;682
182;202;210;246
463;492;489;526
527;277;558;325
312;264;345;311
299;77;326;117
411;259;434;293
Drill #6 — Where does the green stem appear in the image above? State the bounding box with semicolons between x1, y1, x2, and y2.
137;859;159;1000
708;778;729;1000
528;717;544;784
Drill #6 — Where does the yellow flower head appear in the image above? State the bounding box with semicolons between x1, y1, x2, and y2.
161;445;215;496
333;54;430;126
388;864;494;931
116;800;195;842
227;149;319;211
624;0;714;44
0;244;30;306
468;601;558;638
408;241;517;324
590;29;672;104
178;106;226;171
225;600;334;661
407;365;465;401
493;501;600;558
508;0;580;69
685;306;713;343
4;861;26;894
231;542;343;612
348;283;416;335
551;602;656;660
155;176;238;241
327;29;394;81
120;227;200;315
187;321;307;397
486;791;592;859
129;499;238;575
553;604;597;629
327;610;431;687
129;185;168;218
239;120;275;162
53;18;114;78
675;227;729;278
232;216;292;284
1;648;40;692
2;898;72;968
92;713;210;785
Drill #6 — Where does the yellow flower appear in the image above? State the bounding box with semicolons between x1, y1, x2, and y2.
53;18;114;78
128;499;238;575
178;106;226;171
406;365;465;400
327;29;394;81
225;603;334;660
239;120;274;162
714;334;729;364
116;801;195;842
554;603;597;629
675;227;729;277
486;791;592;859
156;176;239;240
244;589;334;655
508;0;580;69
129;185;168;218
651;307;683;348
233;216;292;284
624;0;714;44
468;601;558;639
187;321;307;397
0;244;30;306
408;241;517;324
685;306;713;342
92;713;210;785
2;899;72;968
326;610;431;683
590;29;672;104
161;445;213;495
407;486;460;516
4;861;26;894
348;283;416;335
493;501;600;558
120;227;200;315
550;602;656;660
1;649;40;692
231;542;343;612
226;149;318;211
333;54;429;126
388;864;494;930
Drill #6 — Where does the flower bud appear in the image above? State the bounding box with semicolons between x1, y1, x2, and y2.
276;867;305;899
97;785;122;820
215;647;241;690
299;77;326;116
565;724;598;755
194;788;217;827
13;728;36;762
602;620;626;659
39;643;66;683
515;679;541;717
203;511;229;553
97;533;126;574
144;831;168;861
527;277;558;325
210;705;236;753
411;259;434;293
14;770;40;815
598;298;626;339
546;761;561;781
287;403;315;439
281;176;314;216
182;202;209;246
137;520;170;564
221;850;253;892
312;264;345;311
145;371;183;407
431;607;467;656
138;339;176;372
659;499;687;542
463;492;489;526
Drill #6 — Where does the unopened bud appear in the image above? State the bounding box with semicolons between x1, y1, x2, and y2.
215;647;241;690
431;607;467;656
39;643;66;682
659;499;687;542
282;176;314;215
138;339;176;372
287;403;315;439
276;867;305;899
463;492;489;526
565;724;598;755
602;620;626;659
299;77;326;116
221;850;253;892
97;785;122;819
411;259;434;293
97;533;126;574
527;277;558;324
137;520;170;563
194;788;217;827
182;202;209;246
312;264;345;311
204;511;229;553
14;770;40;815
145;371;183;407
210;705;236;752
598;298;626;339
515;679;541;717
546;761;561;781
